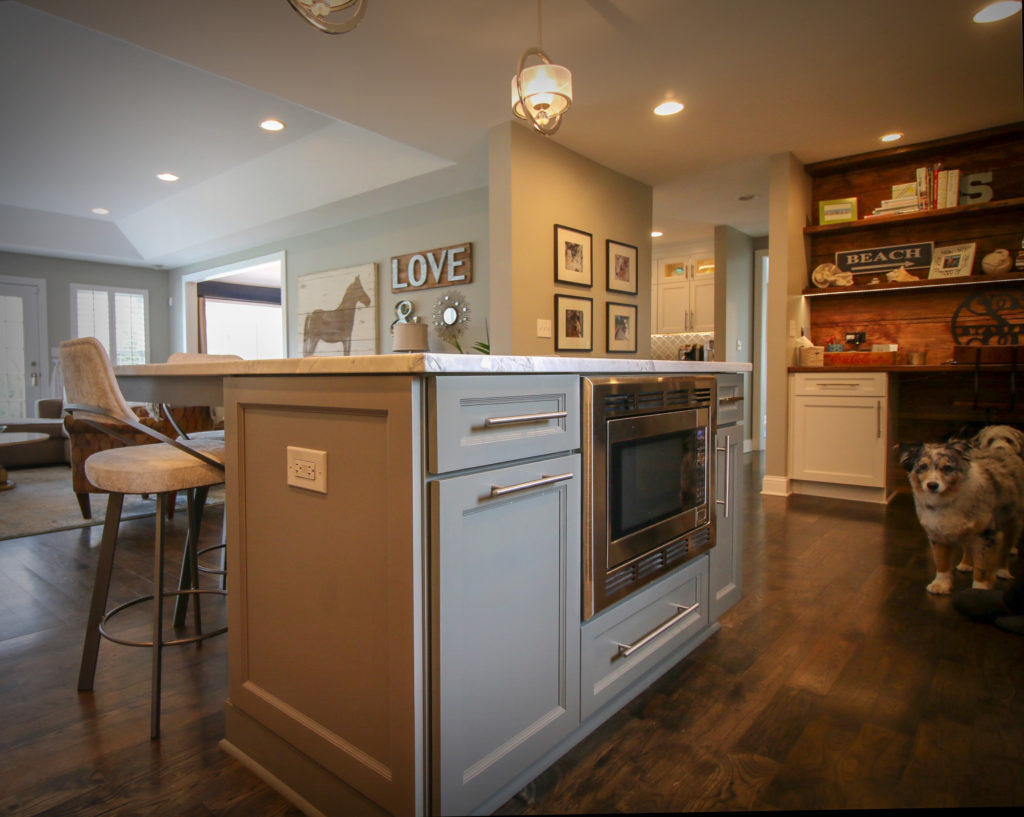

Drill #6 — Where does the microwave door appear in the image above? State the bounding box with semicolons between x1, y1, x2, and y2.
605;408;709;569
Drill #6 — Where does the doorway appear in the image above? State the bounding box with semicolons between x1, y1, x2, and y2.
180;252;286;359
0;276;48;418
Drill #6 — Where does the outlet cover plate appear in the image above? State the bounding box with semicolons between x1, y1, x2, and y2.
286;446;327;493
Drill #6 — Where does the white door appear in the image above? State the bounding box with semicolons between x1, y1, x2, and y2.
0;279;45;419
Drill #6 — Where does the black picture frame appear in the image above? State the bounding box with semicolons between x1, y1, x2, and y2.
554;224;593;287
606;301;637;353
554;293;593;352
606;240;638;295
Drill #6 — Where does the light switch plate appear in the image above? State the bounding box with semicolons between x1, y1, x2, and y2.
537;318;552;338
286;446;327;493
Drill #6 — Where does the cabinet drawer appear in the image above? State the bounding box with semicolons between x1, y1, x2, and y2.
716;373;744;426
791;372;887;397
580;555;708;720
428;375;579;473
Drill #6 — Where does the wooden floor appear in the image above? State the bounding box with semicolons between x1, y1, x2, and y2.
1;456;1022;815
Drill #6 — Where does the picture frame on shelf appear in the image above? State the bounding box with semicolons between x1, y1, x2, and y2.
606;301;637;353
554;294;593;352
818;197;858;225
554;224;593;287
928;242;977;279
606;239;638;294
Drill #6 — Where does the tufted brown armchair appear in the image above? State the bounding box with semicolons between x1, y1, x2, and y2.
64;404;218;519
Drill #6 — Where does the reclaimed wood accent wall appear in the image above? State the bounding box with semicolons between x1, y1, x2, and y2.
808;284;1024;365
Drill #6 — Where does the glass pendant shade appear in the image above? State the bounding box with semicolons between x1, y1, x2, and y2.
511;47;573;134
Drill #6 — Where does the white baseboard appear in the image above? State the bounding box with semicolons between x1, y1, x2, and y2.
760;474;790;496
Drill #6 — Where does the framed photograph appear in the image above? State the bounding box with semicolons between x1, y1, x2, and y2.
606;240;638;294
606;302;637;354
554;224;593;287
928;242;976;279
818;197;858;225
297;263;378;356
554;294;593;352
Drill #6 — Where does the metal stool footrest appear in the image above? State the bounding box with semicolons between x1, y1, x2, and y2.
196;542;227;577
98;588;228;648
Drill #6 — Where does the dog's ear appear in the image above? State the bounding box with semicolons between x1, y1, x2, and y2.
897;443;922;471
949;439;973;458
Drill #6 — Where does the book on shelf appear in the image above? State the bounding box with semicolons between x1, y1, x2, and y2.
913;164;960;210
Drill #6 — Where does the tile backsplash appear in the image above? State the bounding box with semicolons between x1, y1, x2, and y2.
651;332;714;360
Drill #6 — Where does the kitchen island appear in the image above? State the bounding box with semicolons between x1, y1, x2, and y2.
117;354;750;817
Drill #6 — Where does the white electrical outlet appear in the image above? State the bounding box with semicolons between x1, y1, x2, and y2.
286;446;327;494
537;318;552;338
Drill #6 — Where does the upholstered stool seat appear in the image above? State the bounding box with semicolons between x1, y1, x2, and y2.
85;437;225;494
61;337;228;740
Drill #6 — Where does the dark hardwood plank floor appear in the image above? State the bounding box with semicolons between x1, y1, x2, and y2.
2;456;1022;815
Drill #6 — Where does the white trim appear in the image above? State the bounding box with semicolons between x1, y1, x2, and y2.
760;474;790;496
180;251;287;355
69;282;150;364
0;274;49;407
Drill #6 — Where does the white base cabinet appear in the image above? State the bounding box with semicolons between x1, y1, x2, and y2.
788;372;890;501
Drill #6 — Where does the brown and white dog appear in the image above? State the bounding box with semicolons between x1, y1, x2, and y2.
973;424;1024;458
899;432;1024;595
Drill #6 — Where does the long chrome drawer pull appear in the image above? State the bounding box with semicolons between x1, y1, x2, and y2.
490;472;573;498
614;602;700;657
484;410;568;427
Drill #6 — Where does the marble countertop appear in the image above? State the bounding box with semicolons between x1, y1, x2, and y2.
117;353;751;377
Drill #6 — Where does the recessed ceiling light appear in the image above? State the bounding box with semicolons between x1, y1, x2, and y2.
880;132;904;143
654;101;684;116
156;172;179;182
91;207;110;215
260;118;285;132
651;230;664;238
973;1;1021;23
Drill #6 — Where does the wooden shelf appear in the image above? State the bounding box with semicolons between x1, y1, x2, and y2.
802;270;1024;297
804;196;1024;236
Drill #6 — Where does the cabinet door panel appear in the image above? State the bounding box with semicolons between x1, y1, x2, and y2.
790;396;886;485
657;280;692;334
711;423;742;619
691;275;716;332
433;454;581;816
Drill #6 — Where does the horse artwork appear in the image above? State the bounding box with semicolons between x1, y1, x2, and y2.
298;264;378;357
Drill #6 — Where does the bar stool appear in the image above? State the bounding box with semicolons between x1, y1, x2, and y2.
60;337;228;739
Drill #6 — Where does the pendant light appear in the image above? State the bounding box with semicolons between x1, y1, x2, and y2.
511;1;573;135
287;0;367;34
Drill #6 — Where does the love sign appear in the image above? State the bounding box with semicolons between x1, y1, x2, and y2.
390;243;473;292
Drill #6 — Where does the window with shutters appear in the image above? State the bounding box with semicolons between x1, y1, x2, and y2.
70;284;149;365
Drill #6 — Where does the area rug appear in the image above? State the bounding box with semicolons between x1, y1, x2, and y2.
0;465;225;541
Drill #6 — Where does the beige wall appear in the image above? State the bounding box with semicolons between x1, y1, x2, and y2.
489;122;653;357
1;250;172;364
764;152;811;490
171;188;490;357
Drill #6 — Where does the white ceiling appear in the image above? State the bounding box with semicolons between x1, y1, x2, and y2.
1;0;1021;271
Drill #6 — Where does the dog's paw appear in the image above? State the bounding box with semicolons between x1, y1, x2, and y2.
972;579;995;590
927;574;954;594
996;568;1014;580
956;561;973;573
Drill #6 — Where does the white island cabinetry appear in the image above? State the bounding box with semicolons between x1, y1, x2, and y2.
199;358;751;817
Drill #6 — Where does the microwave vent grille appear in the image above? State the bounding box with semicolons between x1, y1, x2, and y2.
604;526;712;598
602;387;713;416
